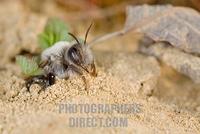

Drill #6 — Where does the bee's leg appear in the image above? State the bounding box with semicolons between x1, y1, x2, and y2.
25;75;47;92
38;73;56;93
90;61;97;77
46;73;56;86
63;76;69;81
25;81;32;92
69;65;88;92
81;75;88;92
25;73;55;92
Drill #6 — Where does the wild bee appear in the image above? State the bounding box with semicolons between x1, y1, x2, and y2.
26;24;97;92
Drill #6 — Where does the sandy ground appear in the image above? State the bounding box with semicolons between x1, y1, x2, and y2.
0;1;200;134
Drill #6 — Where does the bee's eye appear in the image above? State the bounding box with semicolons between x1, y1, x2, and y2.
68;46;81;64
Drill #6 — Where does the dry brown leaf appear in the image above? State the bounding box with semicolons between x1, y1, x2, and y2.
91;5;200;55
90;5;200;83
125;5;200;54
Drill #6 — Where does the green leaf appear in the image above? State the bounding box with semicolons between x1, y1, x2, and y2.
16;56;43;77
38;18;71;50
38;33;50;50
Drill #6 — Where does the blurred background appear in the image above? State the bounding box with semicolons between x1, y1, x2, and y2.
2;0;200;34
1;0;200;61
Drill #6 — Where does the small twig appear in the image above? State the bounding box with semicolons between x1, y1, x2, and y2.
88;30;124;46
89;26;135;46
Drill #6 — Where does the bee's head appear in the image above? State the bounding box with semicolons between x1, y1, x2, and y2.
66;24;96;76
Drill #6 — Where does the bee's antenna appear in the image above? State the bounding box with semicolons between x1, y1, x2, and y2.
84;23;93;45
68;32;80;45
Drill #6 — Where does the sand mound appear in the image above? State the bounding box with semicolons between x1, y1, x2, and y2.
0;52;199;133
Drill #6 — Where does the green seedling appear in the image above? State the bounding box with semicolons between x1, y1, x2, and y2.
38;18;71;50
16;55;43;77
